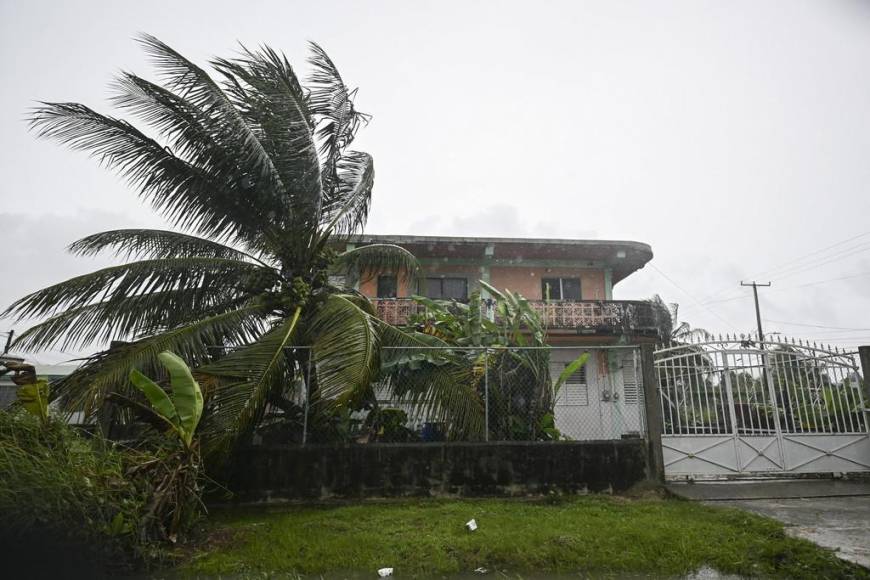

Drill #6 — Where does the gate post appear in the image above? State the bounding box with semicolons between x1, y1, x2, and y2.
858;346;870;383
640;343;665;482
859;346;870;422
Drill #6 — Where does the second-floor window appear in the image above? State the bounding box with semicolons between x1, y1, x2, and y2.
542;277;581;301
425;277;468;301
377;275;397;298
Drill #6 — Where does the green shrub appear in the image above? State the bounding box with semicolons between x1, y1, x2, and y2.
0;409;157;573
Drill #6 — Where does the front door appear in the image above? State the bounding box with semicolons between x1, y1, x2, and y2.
552;349;643;440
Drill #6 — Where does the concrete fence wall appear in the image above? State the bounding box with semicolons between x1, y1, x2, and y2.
229;439;649;501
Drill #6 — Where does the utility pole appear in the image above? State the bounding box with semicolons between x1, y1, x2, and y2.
740;281;771;343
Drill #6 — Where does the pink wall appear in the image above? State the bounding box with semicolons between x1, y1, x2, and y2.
360;265;606;301
489;267;606;300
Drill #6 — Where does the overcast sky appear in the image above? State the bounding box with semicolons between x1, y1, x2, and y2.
2;0;870;364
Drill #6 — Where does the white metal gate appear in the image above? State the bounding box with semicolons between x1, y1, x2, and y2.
656;337;870;479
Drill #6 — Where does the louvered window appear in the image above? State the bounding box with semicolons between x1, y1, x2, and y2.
560;363;588;406
623;358;639;405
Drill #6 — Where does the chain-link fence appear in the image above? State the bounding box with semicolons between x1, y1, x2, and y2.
256;345;647;445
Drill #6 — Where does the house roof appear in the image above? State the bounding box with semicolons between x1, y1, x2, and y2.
351;235;653;284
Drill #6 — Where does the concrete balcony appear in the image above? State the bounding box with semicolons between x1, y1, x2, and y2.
373;298;662;337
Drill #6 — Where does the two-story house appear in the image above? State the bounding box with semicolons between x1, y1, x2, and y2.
348;235;659;440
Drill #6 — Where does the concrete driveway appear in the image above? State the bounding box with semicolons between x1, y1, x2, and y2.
667;480;870;568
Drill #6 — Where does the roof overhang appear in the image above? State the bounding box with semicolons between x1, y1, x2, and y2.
350;235;653;284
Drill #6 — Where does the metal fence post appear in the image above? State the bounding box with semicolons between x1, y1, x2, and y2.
859;346;870;428
302;354;311;446
484;348;490;442
640;343;665;482
860;346;870;378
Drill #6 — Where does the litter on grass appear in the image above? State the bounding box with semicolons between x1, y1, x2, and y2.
465;518;478;531
377;567;393;577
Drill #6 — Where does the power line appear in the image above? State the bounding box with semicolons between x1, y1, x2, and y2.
682;294;749;310
776;270;870;290
763;319;870;331
769;242;870;283
649;264;739;331
698;229;870;304
682;270;870;313
748;229;870;280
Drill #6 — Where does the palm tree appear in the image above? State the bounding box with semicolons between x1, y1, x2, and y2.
647;295;710;343
3;35;424;454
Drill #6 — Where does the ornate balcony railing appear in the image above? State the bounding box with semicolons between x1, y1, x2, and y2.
373;298;662;336
374;299;423;326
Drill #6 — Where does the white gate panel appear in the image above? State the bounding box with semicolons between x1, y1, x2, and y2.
662;435;739;475
736;436;783;471
656;337;870;479
782;434;870;473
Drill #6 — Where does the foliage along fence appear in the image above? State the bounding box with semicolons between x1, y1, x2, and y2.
244;344;645;447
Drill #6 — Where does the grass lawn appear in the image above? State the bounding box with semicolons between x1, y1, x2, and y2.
181;494;869;579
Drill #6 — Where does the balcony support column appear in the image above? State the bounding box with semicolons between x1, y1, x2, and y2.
604;268;613;300
480;244;495;320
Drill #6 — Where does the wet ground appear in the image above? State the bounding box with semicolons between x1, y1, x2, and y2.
668;479;870;569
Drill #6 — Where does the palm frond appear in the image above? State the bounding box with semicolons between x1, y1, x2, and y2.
136;34;281;189
325;290;376;316
307;294;379;401
196;309;300;453
3;257;272;323
12;289;248;352
318;151;374;238
110;72;237;174
391;362;484;440
109;72;291;246
68;229;264;264
378;324;484;439
334;243;420;286
307;42;370;191
52;302;268;419
27;102;260;243
212;45;322;224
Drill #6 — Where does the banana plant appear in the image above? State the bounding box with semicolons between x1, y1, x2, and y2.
17;379;50;425
395;282;590;441
554;353;590;392
129;351;202;449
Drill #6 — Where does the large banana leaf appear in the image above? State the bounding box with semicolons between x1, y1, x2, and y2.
160;351;203;442
129;368;180;427
128;350;204;447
